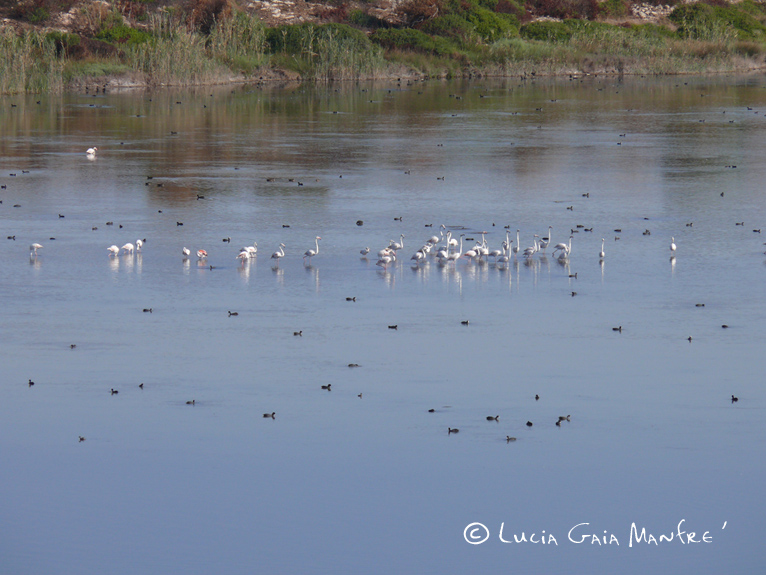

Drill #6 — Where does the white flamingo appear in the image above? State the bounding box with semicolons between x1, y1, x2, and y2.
552;236;570;255
512;229;521;257
303;236;321;263
599;238;605;259
135;239;143;252
523;235;539;258
271;243;285;265
241;242;257;258
410;249;426;265
376;252;395;270
197;249;207;259
107;245;120;256
122;243;134;254
30;243;43;256
539;226;552;252
670;237;676;254
86;147;97;156
554;236;573;259
236;251;249;262
389;234;405;251
360;247;370;257
182;247;191;258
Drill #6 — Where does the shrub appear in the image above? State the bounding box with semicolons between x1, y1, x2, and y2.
370;28;460;55
96;24;152;45
600;0;630;18
669;2;766;41
529;0;598;19
347;9;387;28
266;23;372;54
520;21;573;42
468;7;519;40
420;14;475;41
397;0;441;26
184;0;232;34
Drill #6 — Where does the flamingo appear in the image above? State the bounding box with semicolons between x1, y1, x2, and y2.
182;247;191;258
462;233;479;262
360;247;370;257
552;236;570;256
136;239;143;251
121;243;134;254
86;147;97;156
410;249;426;265
107;245;119;256
512;230;520;257
376;251;395;269
241;242;257;258
197;249;207;259
670;237;676;253
523;235;539;258
29;243;43;256
389;234;405;251
599;238;605;259
303;236;321;263
554;236;573;259
489;236;503;262
539;226;552;252
447;234;464;264
271;243;285;265
236;251;249;262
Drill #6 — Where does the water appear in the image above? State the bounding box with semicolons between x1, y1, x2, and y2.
1;75;765;574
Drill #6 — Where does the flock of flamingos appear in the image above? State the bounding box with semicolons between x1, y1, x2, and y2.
27;226;680;267
58;225;674;268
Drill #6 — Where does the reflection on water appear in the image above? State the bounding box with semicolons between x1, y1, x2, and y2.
1;76;766;575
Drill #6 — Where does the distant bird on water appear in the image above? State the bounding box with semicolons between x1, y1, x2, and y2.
29;243;43;256
197;249;207;259
182;247;191;258
303;236;321;263
107;245;120;256
86;147;97;156
271;243;286;265
670;236;677;253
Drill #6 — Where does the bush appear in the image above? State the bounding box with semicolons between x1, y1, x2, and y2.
397;0;441;26
600;0;630;18
468;7;519;40
266;23;372;55
370;28;460;55
348;9;387;28
420;14;475;41
520;21;573;42
670;2;766;40
529;0;598;19
96;24;152;45
184;0;232;34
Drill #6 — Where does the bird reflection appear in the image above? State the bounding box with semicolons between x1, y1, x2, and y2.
377;268;395;288
238;260;251;283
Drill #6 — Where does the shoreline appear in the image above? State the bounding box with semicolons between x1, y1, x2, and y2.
62;63;766;94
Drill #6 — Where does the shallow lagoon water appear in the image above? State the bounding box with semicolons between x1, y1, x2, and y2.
1;75;766;574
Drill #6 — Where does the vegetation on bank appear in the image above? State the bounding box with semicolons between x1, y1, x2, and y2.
1;0;766;93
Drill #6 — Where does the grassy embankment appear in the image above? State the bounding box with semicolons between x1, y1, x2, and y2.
1;0;766;94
